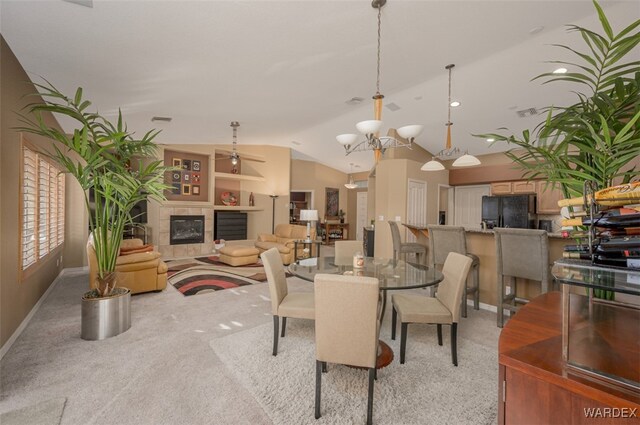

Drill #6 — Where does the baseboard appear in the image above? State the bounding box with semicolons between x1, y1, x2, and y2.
0;268;67;360
467;299;498;313
60;266;89;276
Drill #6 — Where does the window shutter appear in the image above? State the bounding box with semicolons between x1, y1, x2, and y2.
57;173;65;247
49;165;59;250
38;158;50;259
22;147;37;269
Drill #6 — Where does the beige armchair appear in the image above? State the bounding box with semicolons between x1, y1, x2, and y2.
255;224;317;265
391;252;472;366
261;247;315;356
314;273;380;425
87;237;167;295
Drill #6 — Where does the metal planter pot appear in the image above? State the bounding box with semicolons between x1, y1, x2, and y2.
81;288;131;340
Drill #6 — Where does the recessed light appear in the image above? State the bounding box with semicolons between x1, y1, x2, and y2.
151;116;172;122
553;67;568;74
345;97;364;105
450;101;461;107
486;138;495;142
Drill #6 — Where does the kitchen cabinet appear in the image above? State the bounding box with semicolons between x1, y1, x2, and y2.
491;182;512;195
537;182;563;214
512;180;536;194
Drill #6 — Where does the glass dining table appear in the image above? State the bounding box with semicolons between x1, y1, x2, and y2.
289;256;443;368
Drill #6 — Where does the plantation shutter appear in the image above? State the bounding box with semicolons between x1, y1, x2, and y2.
38;158;50;258
57;173;65;246
22;147;38;269
49;165;59;250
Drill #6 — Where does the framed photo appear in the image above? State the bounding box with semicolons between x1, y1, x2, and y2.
192;160;201;172
325;187;339;218
192;173;201;183
182;159;191;171
192;185;200;195
172;158;182;167
171;171;181;182
183;172;190;183
171;183;181;194
182;184;191;195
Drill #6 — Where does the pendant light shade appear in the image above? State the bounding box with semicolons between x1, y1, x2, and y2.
345;163;358;189
421;159;445;171
452;154;481;167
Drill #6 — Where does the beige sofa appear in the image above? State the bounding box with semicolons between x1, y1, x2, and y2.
255;224;317;265
87;237;168;295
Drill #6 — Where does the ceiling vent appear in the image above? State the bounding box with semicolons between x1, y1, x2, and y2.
345;97;364;106
386;102;401;111
151;116;172;122
516;107;539;118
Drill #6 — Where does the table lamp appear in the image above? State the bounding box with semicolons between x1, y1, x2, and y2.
299;209;318;242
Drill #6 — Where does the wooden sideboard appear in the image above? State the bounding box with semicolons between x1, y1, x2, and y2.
498;292;640;424
319;222;348;245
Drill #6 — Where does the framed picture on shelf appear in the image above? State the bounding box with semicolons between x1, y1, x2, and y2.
192;160;201;171
192;173;200;183
325;187;339;219
171;183;181;194
172;158;182;168
182;159;191;171
171;171;181;182
182;184;191;195
183;172;190;183
192;185;200;195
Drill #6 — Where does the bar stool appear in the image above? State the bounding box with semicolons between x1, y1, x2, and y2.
388;221;427;265
427;225;480;318
494;228;549;328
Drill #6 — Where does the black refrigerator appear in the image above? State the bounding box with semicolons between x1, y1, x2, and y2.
481;195;536;229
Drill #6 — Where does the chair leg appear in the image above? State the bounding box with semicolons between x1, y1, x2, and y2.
391;305;397;340
272;315;279;356
400;323;408;364
315;360;322;419
322;362;327;373
473;265;480;311
451;323;458;366
462;276;469;318
437;324;443;346
367;368;375;425
281;317;287;338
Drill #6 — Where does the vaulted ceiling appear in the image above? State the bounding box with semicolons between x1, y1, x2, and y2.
2;1;637;172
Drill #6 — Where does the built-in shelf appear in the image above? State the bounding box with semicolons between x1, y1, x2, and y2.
213;205;263;211
214;172;265;182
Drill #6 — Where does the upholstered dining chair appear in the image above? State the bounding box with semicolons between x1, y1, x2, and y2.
391;252;472;366
261;247;315;356
427;225;480;318
388;221;427;265
334;240;364;263
314;274;380;425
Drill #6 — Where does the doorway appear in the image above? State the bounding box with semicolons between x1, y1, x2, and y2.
406;179;427;243
356;191;368;241
289;190;314;224
437;184;453;225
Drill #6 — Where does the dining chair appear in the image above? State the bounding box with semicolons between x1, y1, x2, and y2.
314;274;380;425
388;221;427;265
261;247;315;356
391;252;472;366
494;228;549;328
427;225;480;318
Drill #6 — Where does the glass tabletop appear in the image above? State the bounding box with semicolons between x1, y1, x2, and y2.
288;256;443;290
552;259;640;296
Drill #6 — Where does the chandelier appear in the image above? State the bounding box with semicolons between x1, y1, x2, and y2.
336;0;423;163
345;163;358;189
422;64;481;171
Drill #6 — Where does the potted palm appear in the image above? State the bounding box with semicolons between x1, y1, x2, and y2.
19;81;171;340
478;0;640;200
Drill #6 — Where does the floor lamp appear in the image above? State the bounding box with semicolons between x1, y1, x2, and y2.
270;195;279;233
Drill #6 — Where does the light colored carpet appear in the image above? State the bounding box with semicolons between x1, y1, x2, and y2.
210;320;498;425
0;397;66;425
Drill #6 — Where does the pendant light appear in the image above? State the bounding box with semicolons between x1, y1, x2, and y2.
345;163;358;189
422;64;480;171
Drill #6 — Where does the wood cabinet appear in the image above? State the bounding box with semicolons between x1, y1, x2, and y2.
512;180;536;194
499;292;640;425
491;182;513;195
319;223;349;245
537;183;563;214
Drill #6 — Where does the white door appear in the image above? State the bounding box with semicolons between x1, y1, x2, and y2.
356;192;368;241
453;185;491;229
406;179;427;243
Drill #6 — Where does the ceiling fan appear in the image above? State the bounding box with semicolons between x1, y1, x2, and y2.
215;121;265;166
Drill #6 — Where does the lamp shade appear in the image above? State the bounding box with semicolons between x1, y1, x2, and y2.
421;159;445;171
397;125;424;139
356;120;383;135
336;134;359;146
452;154;481;167
300;209;318;222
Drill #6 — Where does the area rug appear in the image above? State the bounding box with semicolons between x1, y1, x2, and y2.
165;255;266;281
0;398;66;425
168;266;264;296
210;321;498;425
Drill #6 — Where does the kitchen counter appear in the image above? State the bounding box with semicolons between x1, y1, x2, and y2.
465;228;565;238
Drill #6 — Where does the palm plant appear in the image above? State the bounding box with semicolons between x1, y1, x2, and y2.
18;81;171;297
478;1;640;200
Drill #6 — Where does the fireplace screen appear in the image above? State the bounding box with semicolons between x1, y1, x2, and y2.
170;215;205;245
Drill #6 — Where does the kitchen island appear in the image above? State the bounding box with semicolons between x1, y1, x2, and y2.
402;224;570;308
